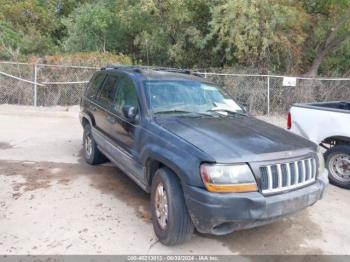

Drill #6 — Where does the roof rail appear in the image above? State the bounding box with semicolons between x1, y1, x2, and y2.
151;67;204;78
151;67;190;74
101;64;203;77
101;64;142;73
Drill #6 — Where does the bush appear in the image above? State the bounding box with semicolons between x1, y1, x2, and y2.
29;51;132;67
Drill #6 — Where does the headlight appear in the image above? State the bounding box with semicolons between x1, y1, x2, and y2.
200;163;257;193
317;146;325;176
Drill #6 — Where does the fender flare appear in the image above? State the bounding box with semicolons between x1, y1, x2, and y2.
79;111;96;127
142;145;193;186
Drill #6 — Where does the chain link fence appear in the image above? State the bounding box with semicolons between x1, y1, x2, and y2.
0;62;35;105
0;62;97;107
1;61;350;116
36;64;97;106
201;71;350;115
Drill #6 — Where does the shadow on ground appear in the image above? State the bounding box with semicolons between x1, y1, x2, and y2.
0;142;13;150
0;156;323;254
197;209;323;254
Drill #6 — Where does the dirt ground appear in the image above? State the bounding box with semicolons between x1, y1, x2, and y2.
0;105;349;255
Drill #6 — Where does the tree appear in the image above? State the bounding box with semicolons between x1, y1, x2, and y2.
0;0;63;56
207;0;308;72
63;2;121;52
0;0;349;76
0;21;23;60
303;0;350;76
116;0;213;67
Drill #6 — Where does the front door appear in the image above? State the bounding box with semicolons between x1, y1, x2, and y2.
104;75;144;182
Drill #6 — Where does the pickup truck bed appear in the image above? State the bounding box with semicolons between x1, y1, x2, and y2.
294;101;350;113
289;101;350;189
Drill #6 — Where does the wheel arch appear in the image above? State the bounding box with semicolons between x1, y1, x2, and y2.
322;136;350;146
145;156;187;187
81;117;89;127
80;111;96;128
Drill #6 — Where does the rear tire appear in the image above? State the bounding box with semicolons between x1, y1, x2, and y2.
83;124;107;165
325;145;350;189
150;168;194;245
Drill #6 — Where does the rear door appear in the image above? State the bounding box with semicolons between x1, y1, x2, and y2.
94;74;119;139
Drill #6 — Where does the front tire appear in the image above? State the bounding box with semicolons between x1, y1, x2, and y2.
325;145;350;189
83;124;107;165
150;168;194;245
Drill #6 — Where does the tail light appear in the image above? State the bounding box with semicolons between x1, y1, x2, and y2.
287;112;292;129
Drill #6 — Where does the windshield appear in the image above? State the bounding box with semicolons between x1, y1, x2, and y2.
143;80;245;116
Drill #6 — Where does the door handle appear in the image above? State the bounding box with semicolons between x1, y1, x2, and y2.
106;115;116;124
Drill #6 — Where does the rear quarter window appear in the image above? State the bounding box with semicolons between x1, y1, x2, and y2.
97;75;118;108
85;72;106;99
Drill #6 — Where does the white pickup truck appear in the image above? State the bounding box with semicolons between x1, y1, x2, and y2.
288;101;350;189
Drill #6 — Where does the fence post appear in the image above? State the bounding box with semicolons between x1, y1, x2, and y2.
33;63;37;107
267;76;270;116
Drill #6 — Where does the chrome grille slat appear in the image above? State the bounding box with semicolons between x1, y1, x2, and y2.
277;164;282;189
286;163;291;186
267;165;273;190
294;161;299;185
260;157;316;195
301;160;306;183
312;158;316;178
308;159;312;180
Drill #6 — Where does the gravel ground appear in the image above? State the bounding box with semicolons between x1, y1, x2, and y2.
0;105;349;255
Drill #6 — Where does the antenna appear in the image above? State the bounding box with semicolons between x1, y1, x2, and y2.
145;38;150;75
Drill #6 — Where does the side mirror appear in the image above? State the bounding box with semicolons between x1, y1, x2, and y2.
122;105;137;121
242;103;249;112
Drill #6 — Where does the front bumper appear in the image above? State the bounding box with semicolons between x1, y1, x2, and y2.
183;170;328;235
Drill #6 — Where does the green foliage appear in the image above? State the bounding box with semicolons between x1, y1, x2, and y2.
116;0;213;67
41;51;132;66
208;0;308;71
63;2;120;52
301;0;350;75
319;42;350;76
0;21;23;59
0;0;350;75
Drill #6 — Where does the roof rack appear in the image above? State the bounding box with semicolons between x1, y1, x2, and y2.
101;64;142;73
152;67;204;77
151;67;191;74
101;64;203;77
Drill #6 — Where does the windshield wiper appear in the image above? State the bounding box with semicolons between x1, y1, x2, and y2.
207;108;247;116
153;110;212;117
154;110;193;114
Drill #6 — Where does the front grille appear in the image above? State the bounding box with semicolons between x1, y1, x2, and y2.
260;157;317;195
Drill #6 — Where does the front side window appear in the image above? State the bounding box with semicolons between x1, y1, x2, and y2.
114;77;139;115
98;75;118;107
143;80;244;116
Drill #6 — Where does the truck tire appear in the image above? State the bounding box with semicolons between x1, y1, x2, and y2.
83;124;107;165
150;167;194;245
324;145;350;189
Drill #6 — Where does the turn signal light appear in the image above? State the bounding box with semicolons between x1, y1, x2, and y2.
204;182;258;193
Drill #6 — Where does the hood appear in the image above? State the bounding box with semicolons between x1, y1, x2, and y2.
155;115;316;163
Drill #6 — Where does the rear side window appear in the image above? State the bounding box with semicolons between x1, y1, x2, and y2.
97;75;118;108
86;72;106;99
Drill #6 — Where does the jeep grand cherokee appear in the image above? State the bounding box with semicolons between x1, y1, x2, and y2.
79;65;328;245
